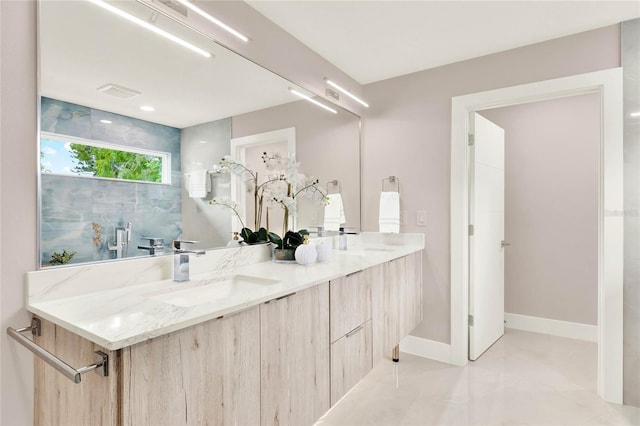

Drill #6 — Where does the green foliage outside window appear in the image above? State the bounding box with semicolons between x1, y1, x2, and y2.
69;144;163;183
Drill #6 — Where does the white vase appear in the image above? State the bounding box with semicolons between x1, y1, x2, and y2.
316;242;333;263
295;236;317;265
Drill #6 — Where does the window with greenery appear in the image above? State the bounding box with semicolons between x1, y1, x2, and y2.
40;133;170;184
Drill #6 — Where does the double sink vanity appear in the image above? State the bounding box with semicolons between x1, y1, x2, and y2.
24;232;424;425
23;1;426;424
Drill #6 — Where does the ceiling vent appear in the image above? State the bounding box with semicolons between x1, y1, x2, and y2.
96;84;142;99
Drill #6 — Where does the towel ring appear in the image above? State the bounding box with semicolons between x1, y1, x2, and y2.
327;179;341;194
382;176;400;194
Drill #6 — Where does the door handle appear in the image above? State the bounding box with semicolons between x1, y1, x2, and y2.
501;240;511;248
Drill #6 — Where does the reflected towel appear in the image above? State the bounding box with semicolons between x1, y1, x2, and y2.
379;191;400;233
324;193;346;232
186;169;210;198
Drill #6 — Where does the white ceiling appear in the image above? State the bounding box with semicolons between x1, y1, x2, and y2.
40;1;640;127
40;0;303;129
246;1;640;85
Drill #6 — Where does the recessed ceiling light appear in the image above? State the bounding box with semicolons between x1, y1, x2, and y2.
99;119;113;124
631;111;640;117
289;88;337;114
140;106;155;112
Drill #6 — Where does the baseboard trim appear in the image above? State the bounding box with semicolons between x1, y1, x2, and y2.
504;313;597;342
400;335;452;364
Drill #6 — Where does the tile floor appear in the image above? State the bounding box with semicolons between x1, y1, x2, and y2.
316;329;640;426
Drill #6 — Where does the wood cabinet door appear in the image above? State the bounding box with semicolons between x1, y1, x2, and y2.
399;252;423;338
330;269;372;343
121;307;261;426
330;320;373;405
260;283;330;426
370;262;398;366
34;318;119;426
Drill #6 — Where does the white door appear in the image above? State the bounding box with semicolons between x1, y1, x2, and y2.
469;112;505;361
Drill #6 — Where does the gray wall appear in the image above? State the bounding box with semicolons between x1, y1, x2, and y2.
1;1;37;424
180;118;232;248
480;93;600;326
232;100;361;231
361;24;620;343
622;18;640;407
40;98;182;265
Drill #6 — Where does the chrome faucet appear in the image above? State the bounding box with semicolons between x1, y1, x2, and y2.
138;237;165;256
172;240;205;282
108;222;132;259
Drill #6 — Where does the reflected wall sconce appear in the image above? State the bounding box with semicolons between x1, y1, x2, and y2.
325;78;369;108
87;0;212;58
172;0;249;43
289;88;338;114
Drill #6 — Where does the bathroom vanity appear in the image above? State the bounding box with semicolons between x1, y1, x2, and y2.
23;233;423;425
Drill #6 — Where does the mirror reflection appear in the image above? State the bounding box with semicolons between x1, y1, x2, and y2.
38;0;360;268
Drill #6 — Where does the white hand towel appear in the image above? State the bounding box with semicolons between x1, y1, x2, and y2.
324;193;346;232
379;191;400;233
186;170;210;198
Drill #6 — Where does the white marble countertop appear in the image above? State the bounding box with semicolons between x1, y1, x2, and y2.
26;233;424;350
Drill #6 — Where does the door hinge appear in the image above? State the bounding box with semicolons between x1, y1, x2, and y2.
468;224;474;236
468;134;475;146
469;315;474;326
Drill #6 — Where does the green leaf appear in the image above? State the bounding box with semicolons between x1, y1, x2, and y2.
267;232;283;249
283;230;303;250
247;232;259;244
50;249;77;265
298;229;309;237
257;227;268;242
240;228;253;241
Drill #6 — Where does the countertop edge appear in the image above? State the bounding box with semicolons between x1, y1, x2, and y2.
27;243;424;350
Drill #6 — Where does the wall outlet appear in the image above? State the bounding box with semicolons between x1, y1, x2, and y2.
416;210;427;226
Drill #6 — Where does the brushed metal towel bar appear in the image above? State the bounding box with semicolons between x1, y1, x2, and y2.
7;317;108;384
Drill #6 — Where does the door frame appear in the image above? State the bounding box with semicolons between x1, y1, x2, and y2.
450;68;623;403
230;127;296;231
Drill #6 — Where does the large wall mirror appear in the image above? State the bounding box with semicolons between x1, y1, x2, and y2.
38;0;361;268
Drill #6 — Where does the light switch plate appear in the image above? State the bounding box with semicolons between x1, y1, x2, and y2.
416;210;427;226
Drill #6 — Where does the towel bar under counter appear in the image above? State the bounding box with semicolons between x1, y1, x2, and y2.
7;317;109;384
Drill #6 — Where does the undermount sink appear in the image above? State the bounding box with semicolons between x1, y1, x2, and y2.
148;275;280;308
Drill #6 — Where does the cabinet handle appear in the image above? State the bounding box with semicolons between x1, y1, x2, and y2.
346;270;363;278
6;318;109;384
265;292;297;304
345;324;364;338
276;292;296;301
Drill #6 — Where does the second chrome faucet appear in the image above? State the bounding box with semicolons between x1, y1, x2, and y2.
172;240;205;282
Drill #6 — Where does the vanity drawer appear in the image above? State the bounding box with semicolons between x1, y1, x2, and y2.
330;320;373;405
330;269;372;343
